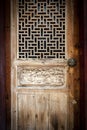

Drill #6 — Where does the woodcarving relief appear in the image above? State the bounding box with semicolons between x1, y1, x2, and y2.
17;66;66;87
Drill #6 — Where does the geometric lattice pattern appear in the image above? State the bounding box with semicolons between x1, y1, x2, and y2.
18;0;66;59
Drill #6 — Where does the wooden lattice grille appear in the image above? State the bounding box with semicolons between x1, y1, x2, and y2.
18;0;66;59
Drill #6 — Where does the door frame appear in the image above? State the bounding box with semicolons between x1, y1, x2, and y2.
0;0;87;130
79;0;87;130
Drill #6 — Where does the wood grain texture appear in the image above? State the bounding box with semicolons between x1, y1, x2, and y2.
49;93;68;130
71;0;80;129
17;94;36;130
0;0;6;130
5;0;11;129
79;0;87;130
1;0;86;129
17;93;68;130
10;0;80;130
35;94;49;130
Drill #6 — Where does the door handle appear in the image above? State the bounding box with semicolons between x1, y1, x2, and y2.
67;58;77;67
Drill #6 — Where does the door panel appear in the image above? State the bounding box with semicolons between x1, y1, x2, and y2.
11;0;80;130
17;66;66;88
17;93;68;130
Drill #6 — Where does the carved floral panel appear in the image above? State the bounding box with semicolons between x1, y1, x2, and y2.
17;66;66;87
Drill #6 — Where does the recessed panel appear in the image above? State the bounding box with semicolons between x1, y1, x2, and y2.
17;93;68;130
17;66;66;87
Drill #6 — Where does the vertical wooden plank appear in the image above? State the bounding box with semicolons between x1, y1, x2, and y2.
79;1;85;129
5;0;11;129
72;1;80;129
0;0;6;130
17;95;27;130
80;0;87;130
84;5;87;128
17;94;36;130
35;94;49;130
49;93;68;130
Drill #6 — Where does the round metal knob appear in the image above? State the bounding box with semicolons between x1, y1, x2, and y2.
67;58;77;67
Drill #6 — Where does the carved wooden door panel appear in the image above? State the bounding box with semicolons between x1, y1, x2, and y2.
11;0;80;130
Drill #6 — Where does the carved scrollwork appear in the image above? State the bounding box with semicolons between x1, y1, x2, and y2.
17;66;66;88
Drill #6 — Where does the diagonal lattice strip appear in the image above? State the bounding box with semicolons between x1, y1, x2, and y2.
18;0;66;59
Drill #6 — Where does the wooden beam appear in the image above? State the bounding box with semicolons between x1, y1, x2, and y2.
0;0;6;130
83;0;87;129
80;0;87;130
5;0;11;129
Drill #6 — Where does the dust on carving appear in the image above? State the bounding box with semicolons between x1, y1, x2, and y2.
17;66;65;87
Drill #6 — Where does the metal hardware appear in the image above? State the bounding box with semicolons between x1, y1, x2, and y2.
67;58;77;67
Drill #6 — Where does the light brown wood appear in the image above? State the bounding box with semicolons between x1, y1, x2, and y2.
11;0;80;130
17;93;68;130
17;66;66;87
35;94;49;130
17;94;36;130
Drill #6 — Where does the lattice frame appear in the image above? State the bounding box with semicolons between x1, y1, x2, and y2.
17;0;67;59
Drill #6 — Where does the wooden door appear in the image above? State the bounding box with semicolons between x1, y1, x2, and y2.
11;0;80;130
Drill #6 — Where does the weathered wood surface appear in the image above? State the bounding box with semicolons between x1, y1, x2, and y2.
10;0;80;130
0;0;6;130
17;93;68;130
5;0;11;129
17;66;66;87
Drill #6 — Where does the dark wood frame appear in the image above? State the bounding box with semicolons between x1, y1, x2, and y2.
79;0;87;130
0;0;6;130
0;0;87;130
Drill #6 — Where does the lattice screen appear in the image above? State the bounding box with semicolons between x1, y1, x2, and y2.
18;0;66;59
